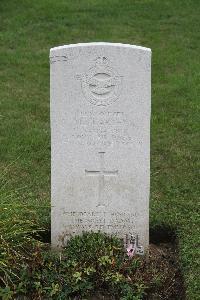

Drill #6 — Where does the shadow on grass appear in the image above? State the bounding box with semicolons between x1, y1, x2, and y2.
36;229;51;243
150;225;176;244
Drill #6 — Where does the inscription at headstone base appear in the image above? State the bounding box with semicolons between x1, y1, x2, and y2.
50;42;151;252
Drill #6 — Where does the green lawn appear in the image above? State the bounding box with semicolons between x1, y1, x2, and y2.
0;0;199;298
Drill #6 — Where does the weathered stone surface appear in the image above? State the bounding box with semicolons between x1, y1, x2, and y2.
50;42;151;251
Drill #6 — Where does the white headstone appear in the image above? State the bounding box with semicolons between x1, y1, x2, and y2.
50;42;151;252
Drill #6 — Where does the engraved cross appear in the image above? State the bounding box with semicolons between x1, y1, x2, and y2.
85;152;118;207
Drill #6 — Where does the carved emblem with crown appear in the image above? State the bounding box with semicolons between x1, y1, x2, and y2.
77;57;122;106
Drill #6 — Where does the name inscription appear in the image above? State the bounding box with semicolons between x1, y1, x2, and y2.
71;110;133;146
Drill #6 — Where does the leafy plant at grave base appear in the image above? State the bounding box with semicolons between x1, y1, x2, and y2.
0;232;146;300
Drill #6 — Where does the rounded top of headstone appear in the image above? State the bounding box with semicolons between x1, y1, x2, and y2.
50;42;151;56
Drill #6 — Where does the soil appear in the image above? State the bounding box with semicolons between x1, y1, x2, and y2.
143;242;185;299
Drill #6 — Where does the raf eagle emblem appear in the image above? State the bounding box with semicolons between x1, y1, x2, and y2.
77;57;122;106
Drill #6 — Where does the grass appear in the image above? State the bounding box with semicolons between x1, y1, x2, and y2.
0;0;199;298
